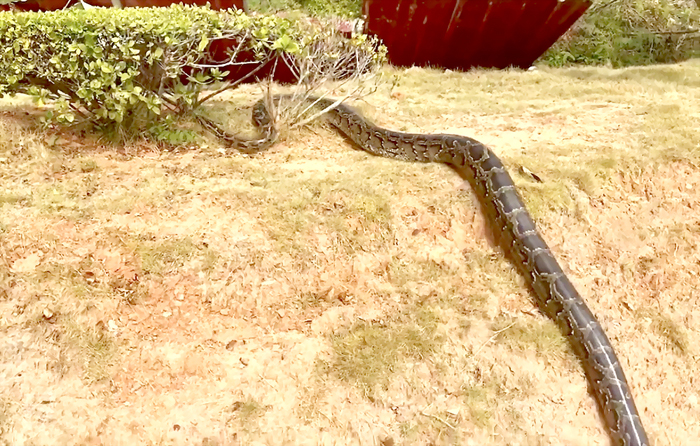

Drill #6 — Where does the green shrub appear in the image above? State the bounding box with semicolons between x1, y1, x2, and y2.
0;5;383;142
0;6;281;138
542;0;700;67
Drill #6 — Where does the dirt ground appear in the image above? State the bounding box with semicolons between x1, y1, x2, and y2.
1;61;699;446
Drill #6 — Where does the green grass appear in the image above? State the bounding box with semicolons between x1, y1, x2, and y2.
31;182;94;220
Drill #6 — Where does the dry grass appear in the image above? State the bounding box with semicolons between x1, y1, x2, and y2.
1;60;700;445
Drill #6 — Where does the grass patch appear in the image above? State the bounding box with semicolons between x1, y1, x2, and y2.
61;319;117;383
227;398;269;437
398;421;419;440
0;191;25;205
388;257;449;287
461;251;522;300
0;397;12;439
462;383;496;428
258;176;394;259
516;181;574;219
326;305;443;397
296;290;333;311
133;235;218;275
491;317;569;355
232;399;266;420
462;372;530;430
245;0;361;17
643;312;690;355
383;61;700;216
637;102;700;163
31;184;90;219
78;158;98;173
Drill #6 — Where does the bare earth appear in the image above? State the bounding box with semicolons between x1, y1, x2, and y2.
1;61;699;446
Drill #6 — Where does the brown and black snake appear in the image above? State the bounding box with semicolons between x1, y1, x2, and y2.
198;95;650;445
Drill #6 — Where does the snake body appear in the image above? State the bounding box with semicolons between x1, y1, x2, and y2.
198;95;649;445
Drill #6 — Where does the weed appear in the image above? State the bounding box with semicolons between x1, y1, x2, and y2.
148;115;199;147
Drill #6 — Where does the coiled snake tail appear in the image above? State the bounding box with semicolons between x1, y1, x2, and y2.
199;95;650;446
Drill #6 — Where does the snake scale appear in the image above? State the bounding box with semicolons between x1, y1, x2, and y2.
198;95;649;445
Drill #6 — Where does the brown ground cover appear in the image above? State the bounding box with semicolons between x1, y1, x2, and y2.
1;60;699;445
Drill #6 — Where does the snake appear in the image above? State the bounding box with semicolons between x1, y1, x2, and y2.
197;95;650;445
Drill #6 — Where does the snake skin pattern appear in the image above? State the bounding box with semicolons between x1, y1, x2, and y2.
198;95;649;445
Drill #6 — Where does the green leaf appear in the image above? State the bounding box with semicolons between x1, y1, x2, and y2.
272;35;300;54
198;35;209;52
252;27;269;40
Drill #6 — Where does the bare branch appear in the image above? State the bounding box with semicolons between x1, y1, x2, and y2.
196;53;277;105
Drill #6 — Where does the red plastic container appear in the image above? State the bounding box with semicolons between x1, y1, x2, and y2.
363;0;591;69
